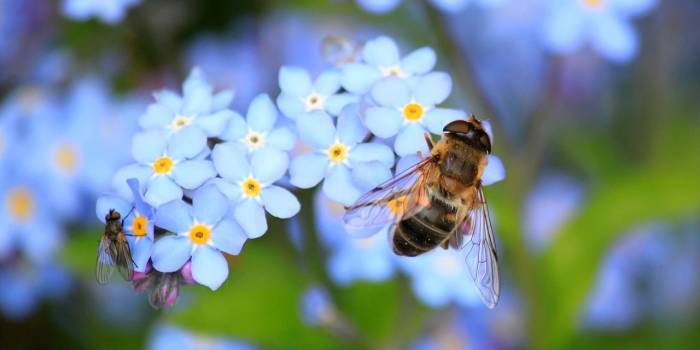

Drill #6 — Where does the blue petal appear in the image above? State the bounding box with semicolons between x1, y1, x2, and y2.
267;127;296;151
325;93;359;116
413;72;452;106
482;155;506;186
365;107;403;138
183;68;212;98
590;15;637;63
261;185;300;218
182;87;213;116
356;0;401;14
132;130;167;164
196;109;234;137
400;47;437;75
612;0;657;17
297;111;335;149
192;245;228;290
337;105;367;146
211;219;247;255
542;6;585;53
430;0;469;13
279;66;312;96
192;185;228;225
251;148;288;184
112;164;151;200
349;143;395;167
207;178;242;201
128;237;153;273
220;111;247;142
341;63;381;94
351;161;393;190
234;200;268;238
145;176;183;208
95;195;131;223
371;77;411;107
168;126;207;159
152;236;191;272
396;154;420;173
212;90;235;110
127;178;152;218
423;108;466;134
212;142;249;181
247;94;278;132
323;166;363;206
313;70;341;96
394;124;429;156
155;200;193;233
362;36;400;67
153;90;183;113
172;160;216;190
139;104;173;129
276;93;305;120
289;153;329;188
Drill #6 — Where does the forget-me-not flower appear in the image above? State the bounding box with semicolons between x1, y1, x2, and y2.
116;128;216;207
61;0;141;24
221;93;296;154
290;105;395;205
541;0;658;63
365;73;465;156
356;0;504;14
341;36;437;94
151;185;247;290
139;68;236;139
277;66;358;120
210;145;300;238
148;324;256;350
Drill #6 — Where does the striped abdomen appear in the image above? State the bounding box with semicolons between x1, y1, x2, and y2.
392;190;460;257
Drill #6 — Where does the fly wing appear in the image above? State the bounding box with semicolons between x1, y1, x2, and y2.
115;238;135;282
96;236;115;285
343;155;437;237
455;184;500;308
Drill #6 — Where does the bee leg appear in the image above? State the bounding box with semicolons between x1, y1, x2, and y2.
423;132;434;151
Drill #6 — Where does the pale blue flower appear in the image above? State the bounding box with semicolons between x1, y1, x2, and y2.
139;68;236;139
541;0;657;63
151;185;247;290
62;0;141;24
300;285;338;326
220;93;296;154
210;145;300;239
356;0;504;14
365;74;466;156
115;128;216;207
148;324;256;350
0;262;71;320
341;36;437;94
290;105;394;205
277;66;358;120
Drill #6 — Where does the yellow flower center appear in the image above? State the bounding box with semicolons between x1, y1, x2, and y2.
241;177;262;198
244;131;265;150
188;224;211;245
131;215;148;236
153;156;174;174
170;115;192;132
382;65;405;78
387;196;407;215
403;103;424;122
5;187;34;222
581;0;604;9
327;143;348;164
54;143;79;175
305;93;326;111
355;235;378;248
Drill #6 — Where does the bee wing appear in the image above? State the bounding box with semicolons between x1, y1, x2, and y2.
455;185;500;308
96;236;115;285
343;155;437;237
115;238;135;282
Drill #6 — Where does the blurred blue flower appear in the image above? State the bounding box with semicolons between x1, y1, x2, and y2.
290;105;394;205
541;0;658;63
341;36;437;94
300;285;338;326
356;0;504;14
277;66;358;120
96;179;155;272
116;128;216;207
151;185;247;290
315;190;396;284
61;0;141;24
220;93;296;154
0;261;71;320
210;145;300;238
139;68;236;139
148;324;256;350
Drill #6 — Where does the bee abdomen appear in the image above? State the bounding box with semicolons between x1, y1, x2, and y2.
392;196;458;257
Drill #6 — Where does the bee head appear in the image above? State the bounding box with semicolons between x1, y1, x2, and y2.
106;209;121;222
442;116;492;153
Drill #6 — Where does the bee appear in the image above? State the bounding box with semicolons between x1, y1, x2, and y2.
96;208;135;284
344;115;500;308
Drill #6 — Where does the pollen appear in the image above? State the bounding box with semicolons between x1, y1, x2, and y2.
241;177;262;198
381;65;405;78
387;196;407;215
131;214;148;236
327;143;348;164
169;115;192;132
54;143;79;175
243;130;265;151
188;223;211;245
5;187;34;222
581;0;604;9
305;93;326;112
153;156;174;175
403;103;424;122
